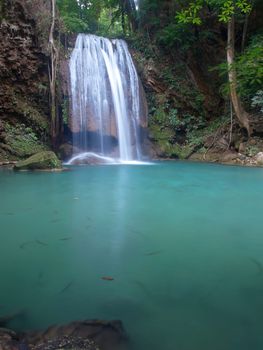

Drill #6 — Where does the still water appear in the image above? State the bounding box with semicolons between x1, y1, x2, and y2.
1;162;263;350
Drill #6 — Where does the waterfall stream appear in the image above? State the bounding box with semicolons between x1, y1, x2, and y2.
68;34;145;165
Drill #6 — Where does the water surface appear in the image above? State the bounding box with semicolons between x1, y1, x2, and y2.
1;162;263;350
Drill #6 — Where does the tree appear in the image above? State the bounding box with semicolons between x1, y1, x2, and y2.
57;0;138;34
176;0;252;136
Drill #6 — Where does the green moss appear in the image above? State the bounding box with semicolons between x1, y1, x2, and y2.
14;151;62;170
62;98;69;125
5;123;48;158
12;96;50;133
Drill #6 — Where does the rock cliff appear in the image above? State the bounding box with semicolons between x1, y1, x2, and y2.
0;0;51;161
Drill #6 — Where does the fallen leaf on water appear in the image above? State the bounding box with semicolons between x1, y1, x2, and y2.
145;250;162;256
101;276;114;281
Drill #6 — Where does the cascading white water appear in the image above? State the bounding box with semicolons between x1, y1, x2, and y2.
68;34;144;164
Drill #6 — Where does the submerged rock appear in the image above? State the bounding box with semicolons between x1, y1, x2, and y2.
14;151;62;171
0;319;128;350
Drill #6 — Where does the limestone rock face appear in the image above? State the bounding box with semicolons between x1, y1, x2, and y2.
14;151;62;170
0;0;51;161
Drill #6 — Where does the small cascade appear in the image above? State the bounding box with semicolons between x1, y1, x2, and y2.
68;34;146;165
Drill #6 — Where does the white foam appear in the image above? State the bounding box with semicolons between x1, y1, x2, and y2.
65;152;153;166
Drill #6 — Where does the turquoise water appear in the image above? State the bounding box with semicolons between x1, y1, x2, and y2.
1;162;263;349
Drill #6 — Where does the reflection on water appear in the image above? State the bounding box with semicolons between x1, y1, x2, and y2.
1;162;263;349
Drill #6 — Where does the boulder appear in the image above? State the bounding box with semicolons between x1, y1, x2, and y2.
14;151;62;171
58;143;74;160
255;152;263;166
220;151;239;163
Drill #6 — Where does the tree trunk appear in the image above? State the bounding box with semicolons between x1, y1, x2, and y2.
227;16;251;136
241;12;249;52
49;0;59;148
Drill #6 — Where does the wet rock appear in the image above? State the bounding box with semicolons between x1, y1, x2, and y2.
0;320;128;350
30;335;99;350
58;143;75;160
237;153;247;161
220;151;239;163
58;143;83;161
0;328;22;350
255;152;263;166
14;151;62;170
238;142;246;153
0;160;17;166
24;320;127;350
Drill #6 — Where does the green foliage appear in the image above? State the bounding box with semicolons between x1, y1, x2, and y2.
218;0;251;22
61;13;89;33
245;145;259;157
176;1;203;25
212;34;263;101
173;114;206;133
187;114;228;147
152;106;168;125
62;98;69;125
96;7;125;37
176;0;252;25
129;33;156;59
57;0;137;35
236;35;263;98
150;98;231;157
251;90;263;113
5;123;48;158
57;0;102;33
156;23;195;51
151;101;205;133
138;0;160;26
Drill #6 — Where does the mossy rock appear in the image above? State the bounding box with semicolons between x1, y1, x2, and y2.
14;151;62;170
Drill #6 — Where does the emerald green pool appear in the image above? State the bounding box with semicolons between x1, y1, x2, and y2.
1;162;263;350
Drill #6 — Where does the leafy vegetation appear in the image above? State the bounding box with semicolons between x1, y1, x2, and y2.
4;123;48;158
251;90;263;113
215;34;263;102
236;35;263;99
57;0;136;35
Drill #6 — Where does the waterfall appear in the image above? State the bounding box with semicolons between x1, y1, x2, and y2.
68;34;145;164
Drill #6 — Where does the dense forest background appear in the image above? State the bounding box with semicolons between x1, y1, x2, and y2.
0;0;262;163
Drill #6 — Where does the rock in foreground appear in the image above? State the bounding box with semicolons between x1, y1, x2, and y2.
0;319;128;350
14;151;62;171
